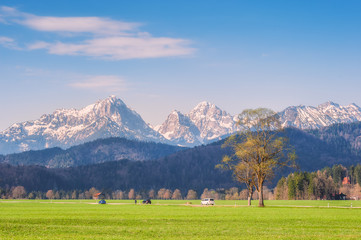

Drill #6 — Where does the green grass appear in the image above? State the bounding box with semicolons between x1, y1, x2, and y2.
1;200;361;239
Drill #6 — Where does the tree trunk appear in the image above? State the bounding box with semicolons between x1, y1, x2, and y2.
247;196;252;206
258;183;264;207
248;187;253;206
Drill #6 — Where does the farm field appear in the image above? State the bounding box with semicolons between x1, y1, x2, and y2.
1;200;361;239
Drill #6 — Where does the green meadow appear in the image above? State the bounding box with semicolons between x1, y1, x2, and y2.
1;200;361;239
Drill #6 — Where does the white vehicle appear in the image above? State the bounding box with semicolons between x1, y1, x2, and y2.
201;198;215;205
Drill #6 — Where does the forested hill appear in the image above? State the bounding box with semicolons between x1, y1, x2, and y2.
308;121;361;156
2;126;361;192
286;127;360;171
0;142;234;193
0;138;185;168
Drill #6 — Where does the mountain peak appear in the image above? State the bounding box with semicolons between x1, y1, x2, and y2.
194;101;214;109
348;103;361;109
171;110;182;115
0;96;165;154
318;101;339;109
96;95;125;106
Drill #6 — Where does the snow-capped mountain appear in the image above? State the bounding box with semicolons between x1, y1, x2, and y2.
2;96;361;154
0;96;166;154
156;102;239;146
188;101;239;139
157;110;202;146
278;101;361;129
156;101;361;146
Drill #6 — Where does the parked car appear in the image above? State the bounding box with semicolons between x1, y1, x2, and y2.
201;198;215;205
98;199;106;204
142;199;152;204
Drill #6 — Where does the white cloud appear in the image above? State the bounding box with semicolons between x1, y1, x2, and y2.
0;6;138;35
0;6;17;14
27;41;51;50
21;16;139;36
69;75;128;92
0;6;195;60
28;37;194;60
0;36;21;50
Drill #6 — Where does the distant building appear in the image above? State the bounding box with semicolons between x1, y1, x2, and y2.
94;192;105;200
342;177;351;185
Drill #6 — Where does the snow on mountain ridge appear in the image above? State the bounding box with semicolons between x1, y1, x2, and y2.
156;101;239;146
157;110;201;146
1;97;361;154
279;102;361;129
158;101;361;146
0;96;166;154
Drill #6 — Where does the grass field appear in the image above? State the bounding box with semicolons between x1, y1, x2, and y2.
1;200;361;239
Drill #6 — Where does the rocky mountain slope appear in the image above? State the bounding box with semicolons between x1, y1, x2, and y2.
278;101;361;129
156;102;239;146
156;110;202;146
0;96;166;154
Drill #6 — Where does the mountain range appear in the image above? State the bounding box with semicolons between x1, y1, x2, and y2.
1;96;361;154
278;101;361;129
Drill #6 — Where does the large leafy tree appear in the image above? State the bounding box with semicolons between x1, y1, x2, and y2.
220;108;296;207
219;138;256;206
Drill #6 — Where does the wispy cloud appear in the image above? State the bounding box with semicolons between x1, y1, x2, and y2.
69;75;128;92
0;6;195;60
0;15;5;24
21;16;138;36
0;36;21;50
28;37;193;60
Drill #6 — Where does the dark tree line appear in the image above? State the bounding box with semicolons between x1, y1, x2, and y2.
0;137;184;168
0;142;235;193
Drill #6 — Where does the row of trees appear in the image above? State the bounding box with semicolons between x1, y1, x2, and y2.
0;186;276;200
275;164;361;200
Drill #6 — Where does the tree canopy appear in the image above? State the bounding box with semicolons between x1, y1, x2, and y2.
220;108;296;207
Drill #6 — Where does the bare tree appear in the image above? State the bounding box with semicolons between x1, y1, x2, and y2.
225;187;239;200
128;189;135;199
186;190;197;200
148;189;155;199
12;186;26;199
172;189;182;200
164;189;172;200
71;191;77;199
157;188;166;199
200;188;210;199
113;190;124;199
46;190;54;199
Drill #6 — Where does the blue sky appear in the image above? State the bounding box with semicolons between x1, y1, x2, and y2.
0;0;360;130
